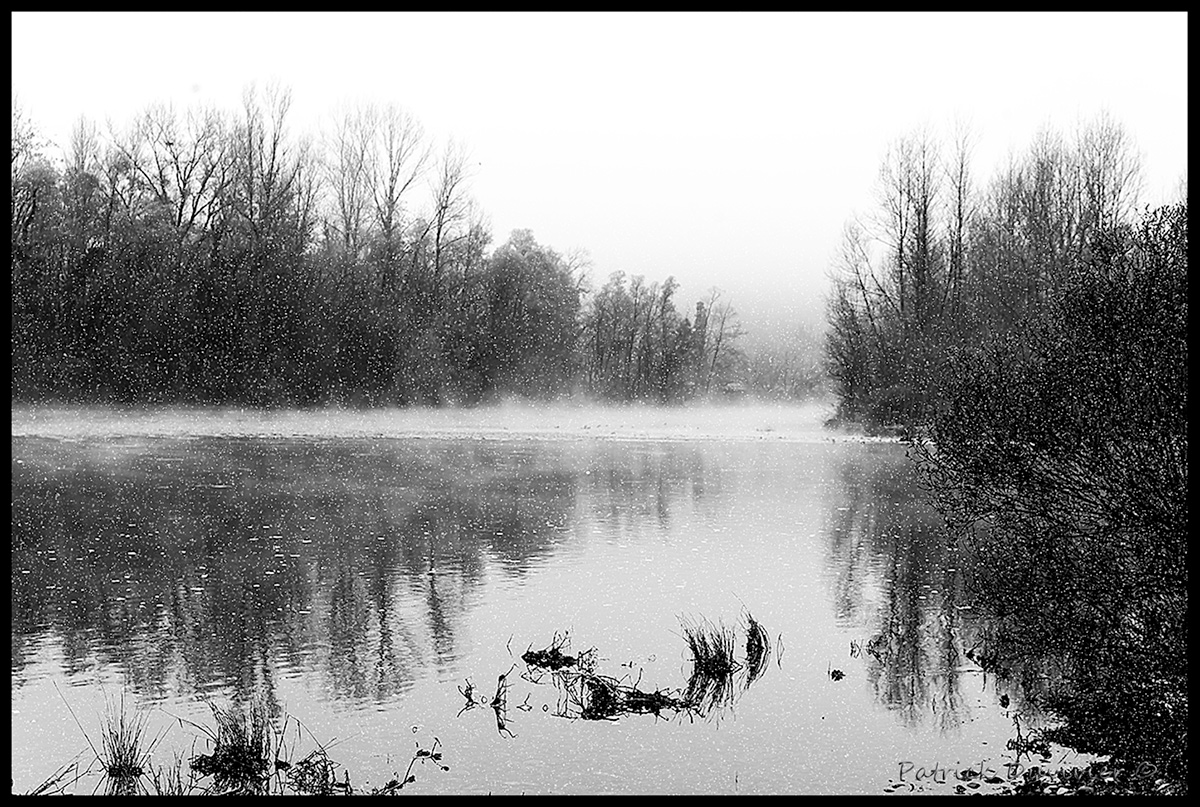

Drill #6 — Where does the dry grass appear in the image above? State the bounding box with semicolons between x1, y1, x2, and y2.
283;746;351;795
148;751;203;796
24;755;88;796
554;669;687;721
522;631;582;671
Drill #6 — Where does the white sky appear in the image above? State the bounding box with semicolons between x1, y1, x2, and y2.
11;12;1189;340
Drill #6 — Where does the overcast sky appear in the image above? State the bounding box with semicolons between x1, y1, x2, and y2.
11;12;1188;341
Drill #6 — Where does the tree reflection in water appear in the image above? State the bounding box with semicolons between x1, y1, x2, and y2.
820;447;1062;734
11;438;583;708
12;437;725;716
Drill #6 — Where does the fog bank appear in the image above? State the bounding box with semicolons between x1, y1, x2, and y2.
11;400;864;443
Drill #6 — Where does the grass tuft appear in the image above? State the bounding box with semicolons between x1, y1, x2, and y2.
95;691;166;795
189;698;277;795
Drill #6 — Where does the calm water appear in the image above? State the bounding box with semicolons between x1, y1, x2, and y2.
11;405;1087;794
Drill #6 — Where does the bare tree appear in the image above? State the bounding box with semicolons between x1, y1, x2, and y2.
65;116;101;177
11;97;43;189
699;288;744;394
910;129;942;329
11;99;52;243
117;103;229;244
564;247;593;296
59;116;105;256
427;138;473;288
233;83;303;249
875;137;914;325
1076;110;1143;236
943;119;976;316
837;217;891;331
291;132;321;254
874;128;945;337
1021;127;1083;297
322;103;374;257
452;198;491;308
369;103;428;252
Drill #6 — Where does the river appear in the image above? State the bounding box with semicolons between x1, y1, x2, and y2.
10;403;1089;794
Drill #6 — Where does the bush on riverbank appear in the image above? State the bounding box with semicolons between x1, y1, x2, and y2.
914;202;1188;779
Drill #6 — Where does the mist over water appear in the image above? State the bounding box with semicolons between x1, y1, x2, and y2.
11;400;840;442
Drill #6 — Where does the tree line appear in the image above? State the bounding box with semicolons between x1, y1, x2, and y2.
825;114;1187;777
825;113;1159;427
11;88;795;406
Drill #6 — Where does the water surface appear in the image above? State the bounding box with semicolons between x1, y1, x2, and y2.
11;404;1086;794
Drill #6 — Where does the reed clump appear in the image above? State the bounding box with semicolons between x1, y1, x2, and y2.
189;699;278;795
97;699;159;795
680;615;742;680
676;611;776;717
678;615;741;716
